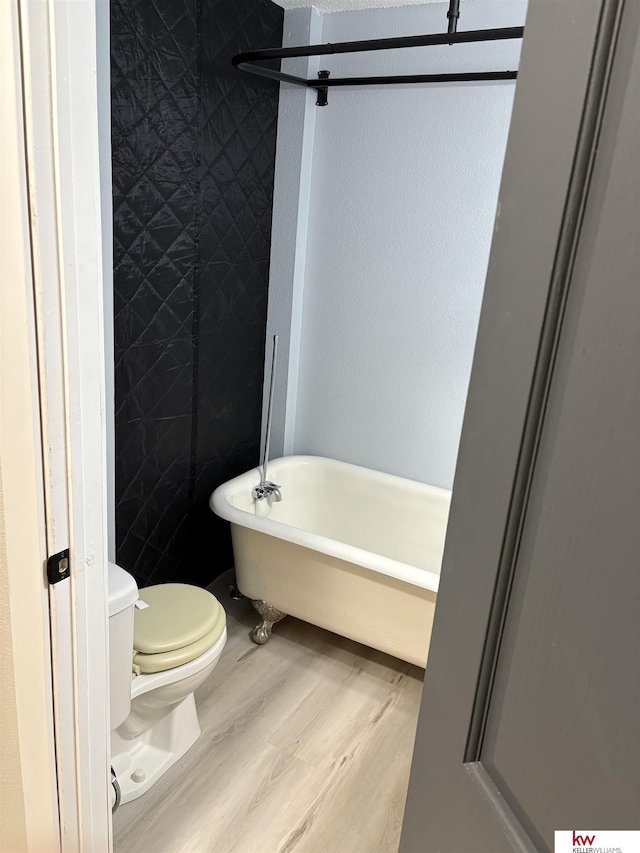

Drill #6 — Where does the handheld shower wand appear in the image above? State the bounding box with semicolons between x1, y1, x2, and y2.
252;335;282;502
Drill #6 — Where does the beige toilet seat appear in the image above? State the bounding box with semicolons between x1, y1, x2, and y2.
133;584;226;674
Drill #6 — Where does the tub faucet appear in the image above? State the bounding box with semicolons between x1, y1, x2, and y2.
254;335;281;504
252;481;282;502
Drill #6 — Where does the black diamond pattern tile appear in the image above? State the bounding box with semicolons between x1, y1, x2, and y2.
111;0;283;587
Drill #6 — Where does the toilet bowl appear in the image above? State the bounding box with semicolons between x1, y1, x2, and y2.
108;565;227;804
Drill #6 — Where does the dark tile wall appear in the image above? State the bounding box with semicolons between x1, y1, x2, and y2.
111;0;283;588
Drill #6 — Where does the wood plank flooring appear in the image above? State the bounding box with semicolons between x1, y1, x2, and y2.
113;571;424;853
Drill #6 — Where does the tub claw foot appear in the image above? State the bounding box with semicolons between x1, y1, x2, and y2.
251;600;286;645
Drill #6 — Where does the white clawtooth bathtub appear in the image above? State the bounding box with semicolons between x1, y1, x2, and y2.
210;456;451;667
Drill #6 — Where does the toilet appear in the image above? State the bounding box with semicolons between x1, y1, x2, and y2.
108;563;227;804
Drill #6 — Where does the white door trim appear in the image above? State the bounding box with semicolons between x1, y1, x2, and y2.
16;0;112;849
1;3;60;849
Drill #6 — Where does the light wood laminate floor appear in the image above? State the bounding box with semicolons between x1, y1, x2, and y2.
113;572;424;853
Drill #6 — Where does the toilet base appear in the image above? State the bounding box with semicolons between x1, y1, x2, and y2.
111;693;201;804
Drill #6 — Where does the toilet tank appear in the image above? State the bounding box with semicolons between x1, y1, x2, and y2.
108;562;138;730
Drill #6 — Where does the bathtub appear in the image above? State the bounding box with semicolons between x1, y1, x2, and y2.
210;456;451;667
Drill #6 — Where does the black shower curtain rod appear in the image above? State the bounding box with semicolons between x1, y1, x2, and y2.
232;25;524;106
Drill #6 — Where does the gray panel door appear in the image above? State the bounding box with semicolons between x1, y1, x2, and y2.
400;0;639;850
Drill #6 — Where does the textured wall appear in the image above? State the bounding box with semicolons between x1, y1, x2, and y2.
111;0;283;587
97;0;115;560
268;1;526;489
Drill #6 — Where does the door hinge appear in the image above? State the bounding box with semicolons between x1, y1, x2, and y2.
47;549;70;584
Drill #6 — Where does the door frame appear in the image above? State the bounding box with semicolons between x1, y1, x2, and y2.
7;1;112;850
1;4;60;848
400;0;630;850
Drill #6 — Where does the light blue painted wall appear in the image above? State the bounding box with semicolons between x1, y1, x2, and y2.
267;1;527;488
262;7;324;461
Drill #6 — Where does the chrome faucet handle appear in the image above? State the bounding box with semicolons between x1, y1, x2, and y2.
252;481;282;501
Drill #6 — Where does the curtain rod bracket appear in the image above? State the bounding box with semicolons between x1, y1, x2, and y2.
316;70;330;106
447;0;461;38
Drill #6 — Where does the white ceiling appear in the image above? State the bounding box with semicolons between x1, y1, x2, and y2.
272;0;452;13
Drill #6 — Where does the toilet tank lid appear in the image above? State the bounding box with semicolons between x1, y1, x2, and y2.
108;562;138;616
